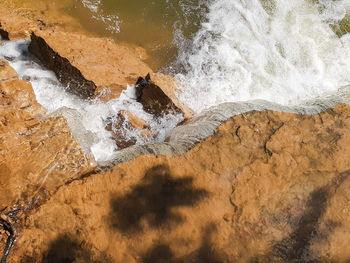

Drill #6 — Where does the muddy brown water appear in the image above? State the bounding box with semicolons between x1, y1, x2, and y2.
4;0;350;72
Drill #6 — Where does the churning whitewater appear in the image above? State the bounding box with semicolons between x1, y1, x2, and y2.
175;0;350;112
1;0;350;164
0;40;183;162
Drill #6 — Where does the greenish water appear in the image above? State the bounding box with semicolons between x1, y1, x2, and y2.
63;0;208;70
13;0;350;71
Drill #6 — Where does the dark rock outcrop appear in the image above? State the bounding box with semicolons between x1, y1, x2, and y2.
105;113;138;150
28;32;96;99
0;22;9;40
135;74;183;116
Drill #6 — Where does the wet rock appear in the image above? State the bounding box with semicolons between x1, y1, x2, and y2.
3;3;350;262
136;73;183;117
0;22;9;40
0;4;193;118
121;110;149;130
48;107;95;157
0;61;96;239
151;73;195;118
28;32;96;99
10;104;350;263
94;83;124;102
105;110;151;150
0;60;17;81
105;113;137;150
135;73;150;101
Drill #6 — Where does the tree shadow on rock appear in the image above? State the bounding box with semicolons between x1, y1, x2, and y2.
198;226;224;263
186;224;224;263
142;243;174;263
39;234;111;263
109;165;209;233
254;171;350;263
141;224;224;263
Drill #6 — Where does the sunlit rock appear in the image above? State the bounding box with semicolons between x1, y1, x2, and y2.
9;104;350;263
0;60;96;221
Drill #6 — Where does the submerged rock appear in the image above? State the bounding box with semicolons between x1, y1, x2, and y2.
2;3;350;262
105;110;151;150
1;4;193;118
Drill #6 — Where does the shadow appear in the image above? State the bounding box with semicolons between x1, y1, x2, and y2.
268;171;350;262
109;165;209;233
135;74;182;116
178;224;224;263
196;224;224;263
40;234;110;263
142;244;174;263
0;22;9;40
144;224;224;263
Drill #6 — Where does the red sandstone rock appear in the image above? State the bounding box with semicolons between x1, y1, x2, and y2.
6;105;350;263
0;3;192;117
1;3;350;262
0;60;96;257
120;110;149;130
105;110;151;150
29;32;97;99
0;60;17;81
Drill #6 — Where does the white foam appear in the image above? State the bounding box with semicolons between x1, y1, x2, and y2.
0;40;183;163
81;0;101;13
81;0;120;33
175;0;350;113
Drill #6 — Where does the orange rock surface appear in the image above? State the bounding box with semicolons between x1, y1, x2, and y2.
1;2;350;262
6;105;350;263
0;59;96;220
0;1;192;117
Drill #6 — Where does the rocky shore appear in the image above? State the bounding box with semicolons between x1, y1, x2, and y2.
1;2;350;262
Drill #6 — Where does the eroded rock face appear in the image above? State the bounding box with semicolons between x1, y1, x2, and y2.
0;60;96;256
151;73;194;118
29;33;96;99
135;74;183;117
0;4;191;117
9;105;350;263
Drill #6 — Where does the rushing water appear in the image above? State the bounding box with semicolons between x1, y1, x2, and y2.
0;39;183;162
64;0;350;112
1;0;350;164
175;0;350;112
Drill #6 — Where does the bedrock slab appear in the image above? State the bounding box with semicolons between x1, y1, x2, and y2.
0;3;193;117
0;60;96;257
9;104;350;263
